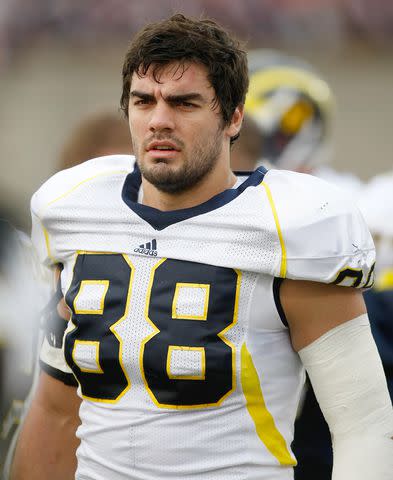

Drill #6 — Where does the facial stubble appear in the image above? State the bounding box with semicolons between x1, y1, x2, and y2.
134;126;225;194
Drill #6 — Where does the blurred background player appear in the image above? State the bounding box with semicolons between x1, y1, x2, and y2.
241;49;363;196
359;171;393;289
1;110;132;478
0;209;41;476
358;172;393;401
230;114;264;172
58;110;133;170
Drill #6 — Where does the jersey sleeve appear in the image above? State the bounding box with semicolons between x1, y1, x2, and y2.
263;169;375;288
30;154;135;266
30;155;135;384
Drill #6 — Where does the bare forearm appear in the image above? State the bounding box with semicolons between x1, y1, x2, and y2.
10;402;80;480
10;372;81;480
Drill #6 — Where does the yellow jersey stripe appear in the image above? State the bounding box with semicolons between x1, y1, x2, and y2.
41;221;58;264
261;181;287;278
241;343;296;466
45;170;129;210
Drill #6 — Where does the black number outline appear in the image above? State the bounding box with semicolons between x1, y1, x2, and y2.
64;251;134;403
140;258;241;409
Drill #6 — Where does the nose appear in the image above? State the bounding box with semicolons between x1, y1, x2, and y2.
148;100;175;133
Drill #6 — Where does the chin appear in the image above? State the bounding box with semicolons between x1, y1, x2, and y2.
151;158;179;175
142;163;179;185
150;161;176;175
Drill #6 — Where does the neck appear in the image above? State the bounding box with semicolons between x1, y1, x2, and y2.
141;163;237;211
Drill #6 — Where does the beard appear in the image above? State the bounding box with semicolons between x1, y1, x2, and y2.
133;128;224;194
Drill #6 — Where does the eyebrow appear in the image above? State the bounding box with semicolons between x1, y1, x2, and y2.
130;91;206;103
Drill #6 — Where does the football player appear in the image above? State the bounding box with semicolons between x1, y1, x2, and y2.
245;49;363;195
11;14;393;480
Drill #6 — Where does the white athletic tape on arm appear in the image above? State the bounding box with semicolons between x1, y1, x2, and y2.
298;314;393;480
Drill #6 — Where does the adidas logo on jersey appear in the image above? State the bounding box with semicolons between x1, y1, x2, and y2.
134;239;158;257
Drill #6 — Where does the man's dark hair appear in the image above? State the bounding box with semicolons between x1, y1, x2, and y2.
120;14;248;138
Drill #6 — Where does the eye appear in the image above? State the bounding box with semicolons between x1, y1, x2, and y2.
174;100;198;109
134;98;150;106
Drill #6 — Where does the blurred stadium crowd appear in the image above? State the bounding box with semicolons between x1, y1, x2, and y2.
1;0;393;67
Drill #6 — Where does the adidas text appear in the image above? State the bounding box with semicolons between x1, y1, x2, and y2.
134;247;158;256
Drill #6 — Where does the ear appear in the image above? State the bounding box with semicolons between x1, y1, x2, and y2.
226;105;244;139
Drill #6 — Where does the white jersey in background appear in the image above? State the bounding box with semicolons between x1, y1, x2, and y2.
0;223;49;475
313;164;364;197
30;155;374;480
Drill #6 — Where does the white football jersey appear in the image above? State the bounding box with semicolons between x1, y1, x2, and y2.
31;155;375;480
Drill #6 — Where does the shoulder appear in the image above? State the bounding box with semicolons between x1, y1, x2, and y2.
262;168;358;228
262;169;375;287
30;155;135;266
31;155;135;216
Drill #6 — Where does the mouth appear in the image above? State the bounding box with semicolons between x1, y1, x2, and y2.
146;141;180;153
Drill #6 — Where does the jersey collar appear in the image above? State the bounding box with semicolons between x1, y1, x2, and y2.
122;163;267;231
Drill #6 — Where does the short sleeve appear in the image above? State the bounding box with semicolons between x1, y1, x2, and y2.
263;169;375;288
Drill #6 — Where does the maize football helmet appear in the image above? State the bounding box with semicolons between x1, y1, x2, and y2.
245;49;334;171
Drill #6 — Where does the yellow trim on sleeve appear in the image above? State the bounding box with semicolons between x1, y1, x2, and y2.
261;182;287;277
36;215;58;264
41;223;55;263
36;169;129;265
45;170;129;209
241;343;296;466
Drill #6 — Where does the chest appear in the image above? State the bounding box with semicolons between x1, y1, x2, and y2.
62;251;284;407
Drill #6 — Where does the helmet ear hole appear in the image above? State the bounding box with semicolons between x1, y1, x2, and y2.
245;49;334;171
